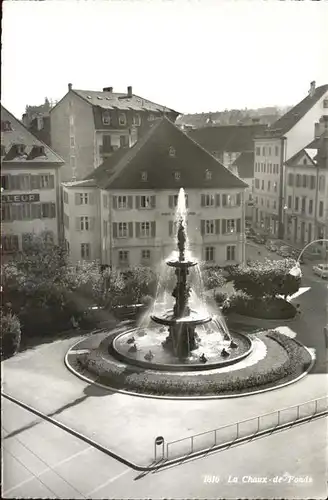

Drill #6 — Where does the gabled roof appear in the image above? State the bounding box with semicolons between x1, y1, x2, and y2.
85;117;248;190
257;84;328;138
232;151;254;178
285;149;317;167
67;89;179;115
188;124;268;153
1;105;64;165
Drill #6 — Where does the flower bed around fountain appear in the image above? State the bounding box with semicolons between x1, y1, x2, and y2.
70;328;312;397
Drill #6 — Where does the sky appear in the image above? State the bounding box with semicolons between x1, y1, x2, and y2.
2;0;328;119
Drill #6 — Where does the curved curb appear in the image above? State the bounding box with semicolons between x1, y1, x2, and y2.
227;313;297;327
65;336;315;401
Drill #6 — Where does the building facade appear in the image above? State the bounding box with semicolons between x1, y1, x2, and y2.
50;84;179;182
1;106;64;260
253;81;328;237
62;118;247;269
284;129;328;247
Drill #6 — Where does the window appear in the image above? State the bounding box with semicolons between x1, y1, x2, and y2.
40;175;54;189
41;203;56;218
148;114;155;121
275;146;279;156
205;170;212;180
204;194;215;207
301;197;306;213
256;147;260;156
288;173;294;186
273;182;277;192
296;174;301;187
205;246;215;262
69;116;74;126
262;147;265;156
1;235;19;253
140;222;151;237
119;113;127;126
140;195;151;208
266;199;270;208
261;180;264;190
141;249;151;261
1;120;13;132
309;199;313;214
295;197;299;211
227;219;236;233
81;243;91;259
79;193;88;204
267;180;271;191
288;195;292;209
273;200;277;210
264;164;266;174
169;146;176;157
22;233;34;251
119;250;129;263
118;222;128;238
268;147;271;156
120;135;129;147
117;195;127;209
1;175;10;190
226;245;236;261
132;114;141;126
70;136;75;147
261;198;264;206
102;111;111;125
80;216;89;230
64;191;69;204
319;201;324;217
141;171;148;181
319;175;325;192
310;176;316;189
323;99;328;108
255;179;260;189
302;175;307;188
205;220;215;235
174;171;180;180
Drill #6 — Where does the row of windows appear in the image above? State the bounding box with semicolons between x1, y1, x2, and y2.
254;162;279;174
102;111;142;127
287;196;325;217
254;179;278;192
2;202;56;222
287;173;326;191
1;174;55;191
255;145;279;157
1;231;54;253
138;169;213;183
254;197;277;210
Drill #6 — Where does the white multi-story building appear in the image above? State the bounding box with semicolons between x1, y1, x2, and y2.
63;118;247;269
1;105;64;261
253;81;328;238
284;126;328;247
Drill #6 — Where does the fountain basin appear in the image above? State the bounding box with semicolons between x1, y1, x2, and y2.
166;260;197;268
110;326;253;372
151;309;212;326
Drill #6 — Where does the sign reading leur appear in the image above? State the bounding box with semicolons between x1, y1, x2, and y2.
1;193;40;203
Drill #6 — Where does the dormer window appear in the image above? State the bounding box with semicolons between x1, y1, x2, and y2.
132;114;141;126
323;99;328;109
30;145;46;159
141;171;148;181
148;114;155;121
205;170;212;180
174;171;180;180
1;120;12;132
16;144;26;155
102;111;111;125
119;113;127;126
169;146;176;157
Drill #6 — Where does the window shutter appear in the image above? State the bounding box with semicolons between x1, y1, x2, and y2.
112;196;117;209
201;220;205;236
222;219;227;233
169;195;173;209
49;175;55;189
222;194;227;206
151;221;156;237
136;196;140;209
169;220;173;236
89;193;95;205
215;219;220;234
201;194;205;207
51;203;56;218
31;175;40;190
31;203;41;219
76;217;81;231
236;218;241;233
113;222;118;238
129;222;133;237
151;195;156;208
128;196;133;209
75;193;80;205
236;193;241;206
136;222;140;237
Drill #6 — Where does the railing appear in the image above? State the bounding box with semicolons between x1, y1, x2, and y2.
163;396;328;462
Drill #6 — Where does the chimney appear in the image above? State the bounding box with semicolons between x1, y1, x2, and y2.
127;86;133;98
103;87;113;92
309;80;316;97
68;83;73;92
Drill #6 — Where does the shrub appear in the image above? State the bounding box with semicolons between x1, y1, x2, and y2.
227;292;296;320
214;290;228;306
1;311;21;358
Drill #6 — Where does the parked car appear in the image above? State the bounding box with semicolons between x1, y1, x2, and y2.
312;263;328;279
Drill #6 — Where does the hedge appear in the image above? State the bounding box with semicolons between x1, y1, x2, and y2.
1;312;21;359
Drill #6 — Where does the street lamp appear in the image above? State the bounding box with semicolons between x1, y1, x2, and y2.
288;238;328;278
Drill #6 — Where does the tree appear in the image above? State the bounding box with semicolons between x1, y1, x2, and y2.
202;266;226;298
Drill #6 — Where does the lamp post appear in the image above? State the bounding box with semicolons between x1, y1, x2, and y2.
288;238;328;278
